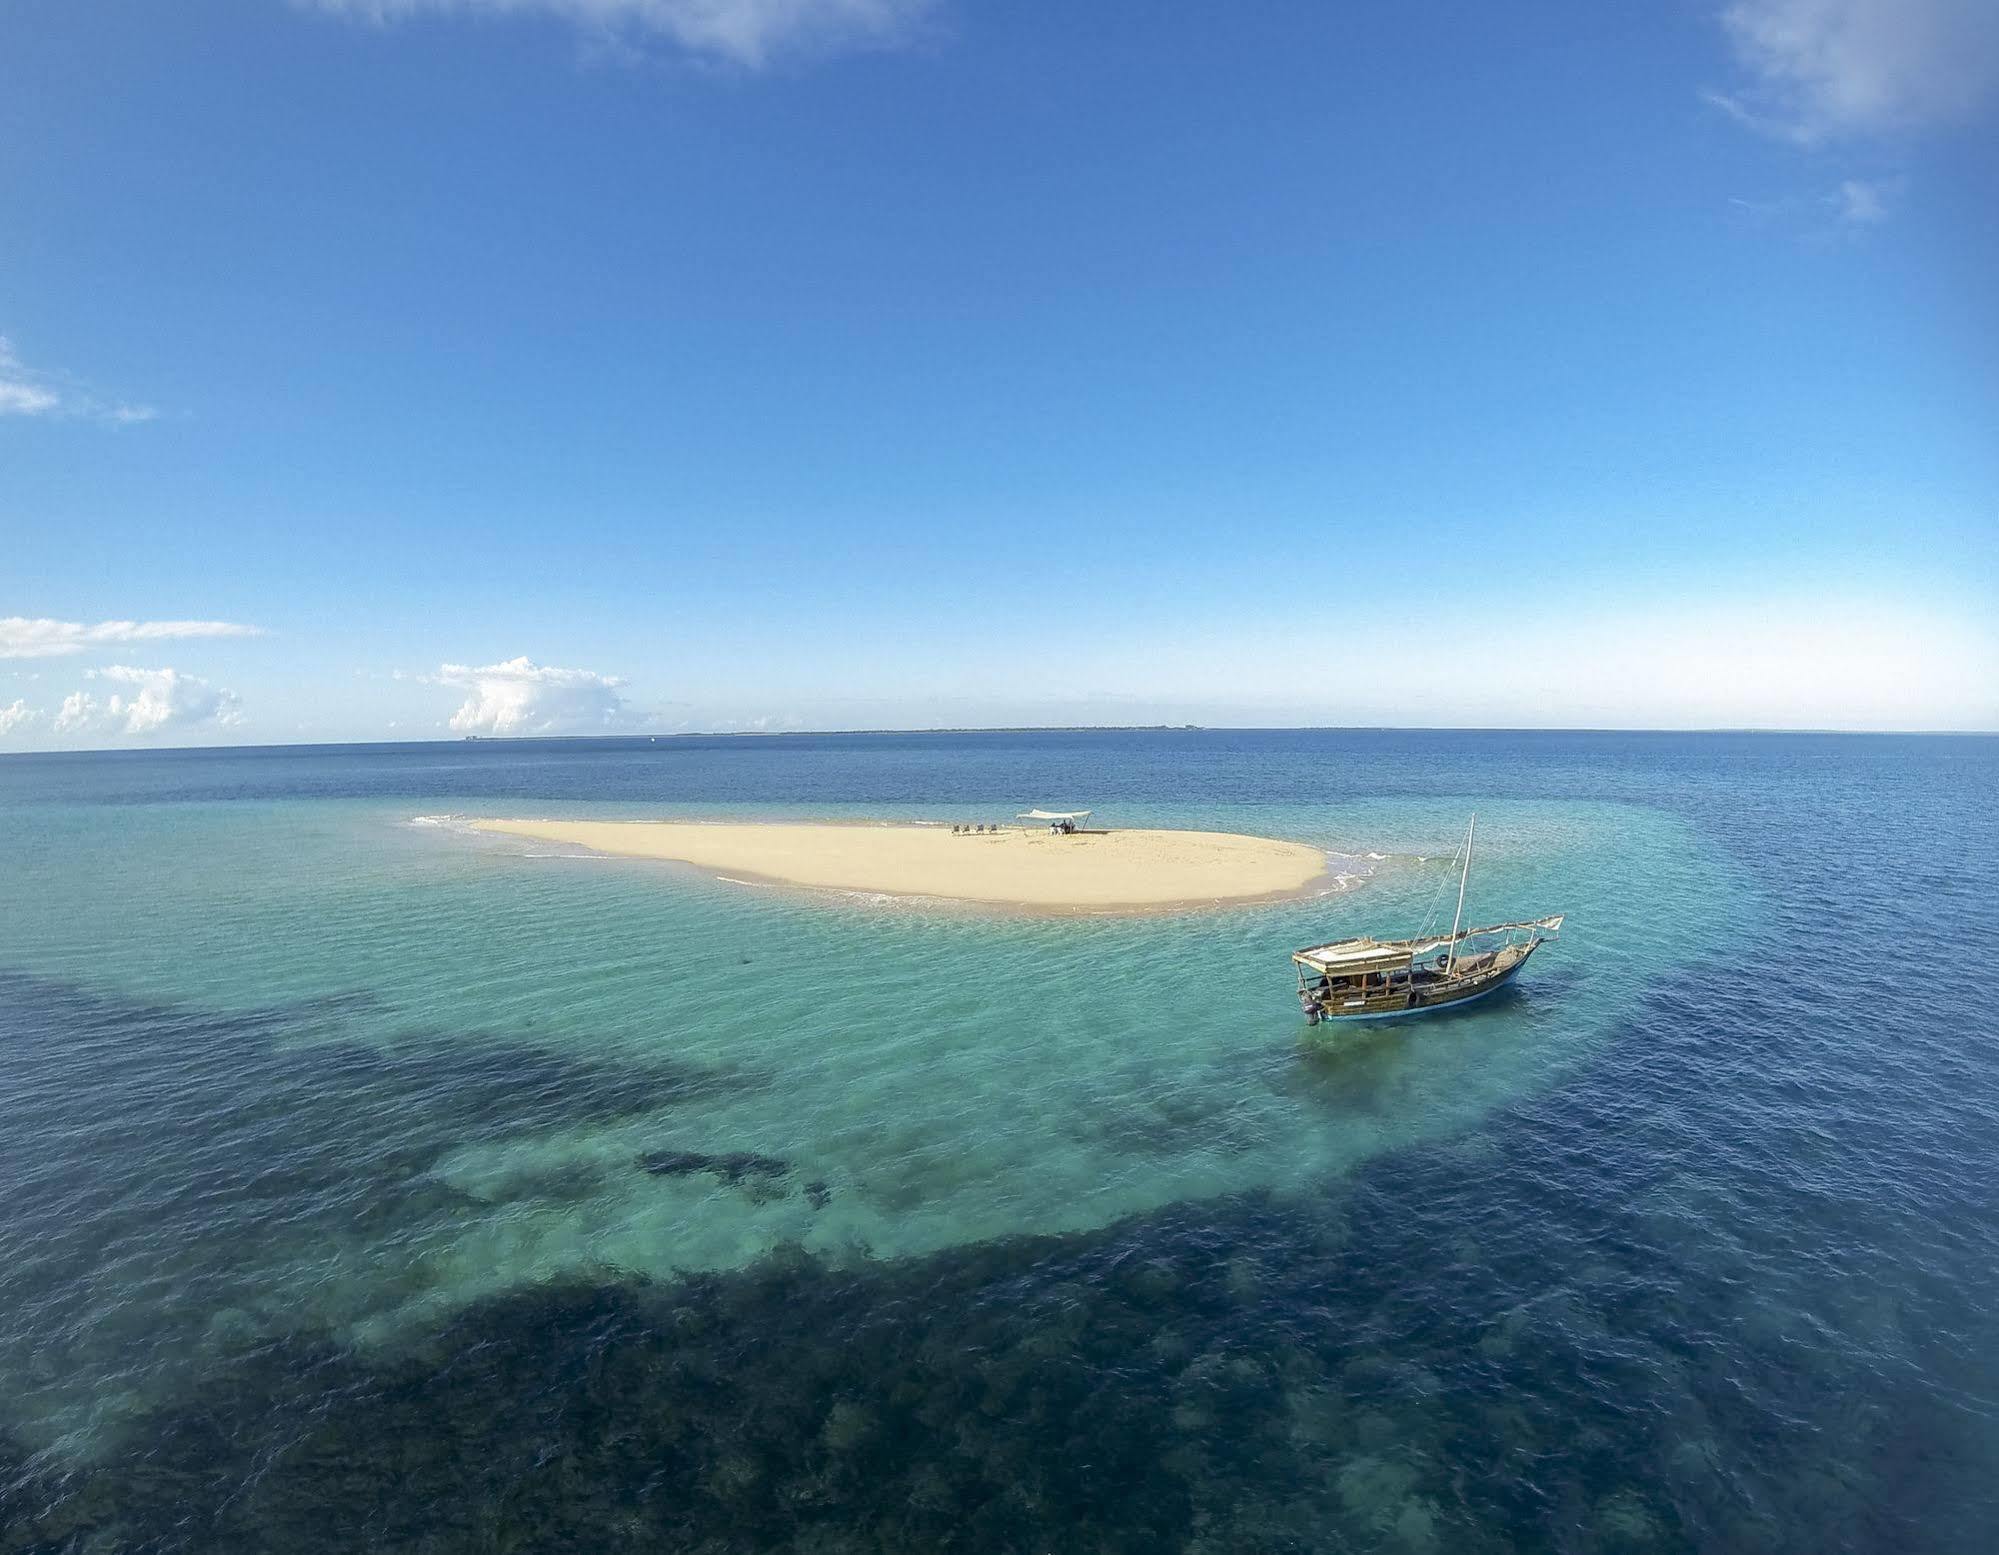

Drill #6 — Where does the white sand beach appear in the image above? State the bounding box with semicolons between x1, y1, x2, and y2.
471;819;1328;911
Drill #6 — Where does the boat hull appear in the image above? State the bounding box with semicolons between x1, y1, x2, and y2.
1303;940;1539;1025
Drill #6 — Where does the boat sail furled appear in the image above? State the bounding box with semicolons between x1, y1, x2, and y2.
1293;817;1562;1024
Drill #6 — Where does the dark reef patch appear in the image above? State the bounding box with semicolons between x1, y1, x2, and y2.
639;1149;792;1183
635;1150;837;1212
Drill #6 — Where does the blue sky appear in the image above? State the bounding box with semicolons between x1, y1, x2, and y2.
3;0;1995;744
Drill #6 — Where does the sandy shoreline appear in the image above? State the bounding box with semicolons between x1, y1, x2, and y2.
471;819;1328;911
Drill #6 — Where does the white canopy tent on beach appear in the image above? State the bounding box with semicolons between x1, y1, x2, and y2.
1017;808;1094;832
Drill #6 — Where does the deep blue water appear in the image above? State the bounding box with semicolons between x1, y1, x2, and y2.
1;729;1995;1552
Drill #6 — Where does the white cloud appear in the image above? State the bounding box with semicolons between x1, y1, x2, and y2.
52;666;245;738
432;655;636;734
0;617;264;659
51;691;96;736
1725;176;1903;236
0;337;157;424
303;0;936;67
0;378;60;417
1716;0;1999;142
1832;176;1891;224
0;698;40;736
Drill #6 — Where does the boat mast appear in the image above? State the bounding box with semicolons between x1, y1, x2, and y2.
1446;814;1475;977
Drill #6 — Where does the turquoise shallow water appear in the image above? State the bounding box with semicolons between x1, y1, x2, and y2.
1;730;1994;1551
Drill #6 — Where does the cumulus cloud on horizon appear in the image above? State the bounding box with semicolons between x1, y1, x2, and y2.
432;656;638;735
301;0;937;67
0;337;157;424
46;666;245;739
0;617;265;659
1713;0;1999;143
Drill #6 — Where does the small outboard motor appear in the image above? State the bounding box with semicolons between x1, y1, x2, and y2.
1299;989;1321;1025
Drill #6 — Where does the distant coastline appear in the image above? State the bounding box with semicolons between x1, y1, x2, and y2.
459;724;1209;741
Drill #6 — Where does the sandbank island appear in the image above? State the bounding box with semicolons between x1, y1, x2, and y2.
471;819;1328;912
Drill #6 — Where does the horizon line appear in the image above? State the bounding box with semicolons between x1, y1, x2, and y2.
4;722;1995;759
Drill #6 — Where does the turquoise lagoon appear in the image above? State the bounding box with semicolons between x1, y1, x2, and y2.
1;731;1993;1551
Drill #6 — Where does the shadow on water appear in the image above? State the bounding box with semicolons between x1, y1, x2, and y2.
3;962;1996;1553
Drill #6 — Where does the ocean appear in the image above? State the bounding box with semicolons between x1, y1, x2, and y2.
0;729;1994;1552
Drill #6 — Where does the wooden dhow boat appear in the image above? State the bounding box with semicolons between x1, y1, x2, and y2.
1294;817;1562;1025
